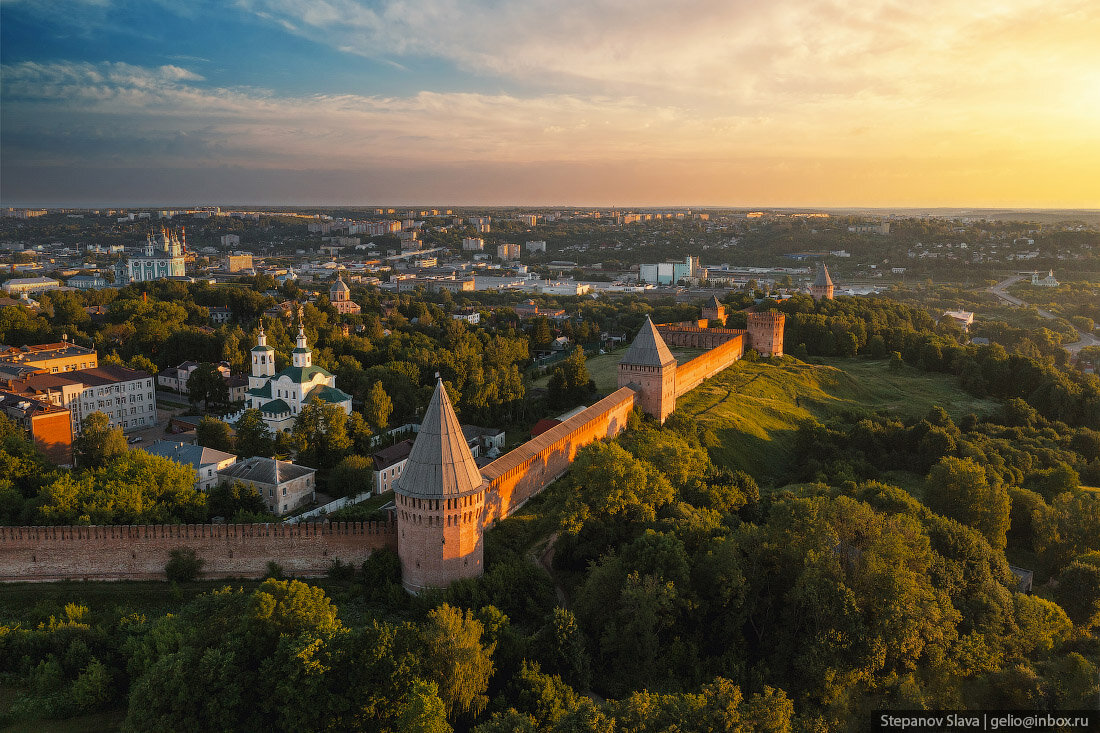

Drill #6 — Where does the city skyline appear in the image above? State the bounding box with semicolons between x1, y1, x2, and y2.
2;0;1098;208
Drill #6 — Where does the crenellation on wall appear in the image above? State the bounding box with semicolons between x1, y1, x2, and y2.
0;521;397;582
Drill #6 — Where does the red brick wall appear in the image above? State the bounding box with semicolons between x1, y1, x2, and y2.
657;324;746;349
0;522;397;582
675;335;745;396
30;411;73;466
481;387;636;523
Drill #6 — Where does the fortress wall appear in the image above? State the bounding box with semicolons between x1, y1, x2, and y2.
675;334;744;397
481;387;636;523
657;324;746;350
0;521;397;582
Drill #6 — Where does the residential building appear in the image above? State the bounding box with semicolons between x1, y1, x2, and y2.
396;277;476;294
221;235;241;247
943;310;975;331
217;456;317;516
516;214;539;226
513;300;566;319
525;240;547;253
497;243;521;261
2;277;61;295
66;274;107;290
14;364;157;434
373;438;414;494
0;341;97;374
462;237;485;251
225;253;252;271
144;441;238;491
0;389;73;465
157;361;231;393
116;227;187;284
639;256;699;285
209;306;233;324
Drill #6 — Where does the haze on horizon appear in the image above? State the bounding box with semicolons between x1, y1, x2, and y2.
1;0;1098;209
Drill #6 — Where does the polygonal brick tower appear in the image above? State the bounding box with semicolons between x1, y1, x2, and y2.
810;263;835;301
394;378;488;593
747;311;785;357
617;316;678;423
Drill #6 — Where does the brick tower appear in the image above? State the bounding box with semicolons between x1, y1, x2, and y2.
394;378;488;593
747;311;785;356
701;295;726;323
810;263;834;301
618;316;677;423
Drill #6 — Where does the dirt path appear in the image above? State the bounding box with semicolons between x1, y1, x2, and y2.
531;531;568;607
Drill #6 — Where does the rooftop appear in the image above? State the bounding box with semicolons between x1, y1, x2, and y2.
218;456;315;485
394;378;485;499
144;440;237;469
619;316;676;368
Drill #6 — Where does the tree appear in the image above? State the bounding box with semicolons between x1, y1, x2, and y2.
292;398;352;468
346;411;374;455
364;381;393;432
234;409;274;458
186;362;229;409
396;679;453;733
196;416;233;453
1051;562;1100;628
73;411;127;469
418;604;495;718
329;455;374;498
548;347;597;410
926;456;1011;550
531;317;552;351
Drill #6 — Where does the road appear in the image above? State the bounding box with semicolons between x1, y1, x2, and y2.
987;276;1100;356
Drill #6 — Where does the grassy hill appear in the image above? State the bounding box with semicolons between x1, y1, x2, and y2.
675;356;1000;482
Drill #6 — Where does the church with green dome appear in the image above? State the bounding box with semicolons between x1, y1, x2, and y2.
246;316;352;432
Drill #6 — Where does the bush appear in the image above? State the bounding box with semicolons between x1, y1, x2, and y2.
165;548;203;583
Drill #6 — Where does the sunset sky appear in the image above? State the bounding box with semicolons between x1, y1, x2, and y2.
2;0;1098;207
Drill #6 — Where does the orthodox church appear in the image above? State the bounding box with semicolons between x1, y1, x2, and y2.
115;227;187;284
246;315;352;432
329;274;361;315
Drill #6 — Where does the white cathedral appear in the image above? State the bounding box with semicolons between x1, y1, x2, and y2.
246;318;352;432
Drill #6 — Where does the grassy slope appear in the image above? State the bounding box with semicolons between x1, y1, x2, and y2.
675;357;1000;481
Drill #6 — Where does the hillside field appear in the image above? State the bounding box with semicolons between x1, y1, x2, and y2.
675;356;1001;482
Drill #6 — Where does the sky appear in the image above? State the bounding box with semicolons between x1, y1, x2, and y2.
1;0;1098;208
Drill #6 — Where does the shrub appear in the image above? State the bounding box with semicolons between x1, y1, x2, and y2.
165;548;203;583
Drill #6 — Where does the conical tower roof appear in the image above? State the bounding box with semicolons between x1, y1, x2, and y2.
395;378;485;499
709;295;723;309
814;263;833;288
620;316;676;367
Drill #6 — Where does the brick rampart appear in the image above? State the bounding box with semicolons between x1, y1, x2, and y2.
0;521;397;582
675;335;745;397
657;324;746;350
481;387;636;523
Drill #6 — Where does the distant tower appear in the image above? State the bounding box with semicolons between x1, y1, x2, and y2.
330;274;350;303
395;378;488;593
810;263;835;301
747;311;785;357
249;320;275;390
617;316;677;424
701;295;726;323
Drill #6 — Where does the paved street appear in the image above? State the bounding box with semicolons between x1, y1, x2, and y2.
987;275;1099;356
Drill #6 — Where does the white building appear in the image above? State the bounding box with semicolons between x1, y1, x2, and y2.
66;274;108;290
3;277;60;295
144;441;238;491
220;234;240;247
1032;270;1059;287
526;240;547;253
116;227;187;284
244;318;352;432
462;237;485;251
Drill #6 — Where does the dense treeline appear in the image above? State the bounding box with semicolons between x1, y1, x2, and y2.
769;294;1100;427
